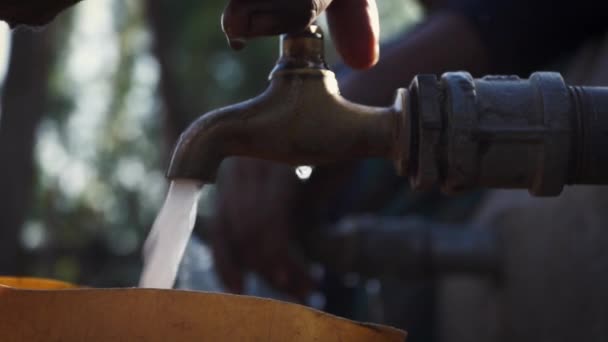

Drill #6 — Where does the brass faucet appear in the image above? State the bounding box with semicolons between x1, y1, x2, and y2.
168;25;608;196
167;25;407;182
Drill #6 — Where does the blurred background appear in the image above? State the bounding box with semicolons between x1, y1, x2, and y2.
0;2;444;339
0;0;422;289
4;1;608;342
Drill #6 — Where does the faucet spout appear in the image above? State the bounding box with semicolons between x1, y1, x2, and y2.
167;26;407;182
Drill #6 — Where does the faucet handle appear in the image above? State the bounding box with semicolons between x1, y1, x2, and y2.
271;25;329;75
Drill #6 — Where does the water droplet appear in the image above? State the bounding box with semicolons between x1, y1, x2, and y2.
295;165;314;180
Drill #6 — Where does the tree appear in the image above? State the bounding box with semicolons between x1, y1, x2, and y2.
0;27;57;274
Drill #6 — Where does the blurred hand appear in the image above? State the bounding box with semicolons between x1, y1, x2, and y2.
211;157;314;300
221;0;380;69
0;1;80;27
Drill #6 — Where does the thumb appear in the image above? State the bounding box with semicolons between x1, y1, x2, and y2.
222;0;333;49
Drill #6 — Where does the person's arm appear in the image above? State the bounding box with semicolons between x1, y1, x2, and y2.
339;11;490;106
340;0;608;106
0;0;81;27
444;0;608;75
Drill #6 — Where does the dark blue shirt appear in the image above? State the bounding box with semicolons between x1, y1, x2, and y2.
448;0;608;74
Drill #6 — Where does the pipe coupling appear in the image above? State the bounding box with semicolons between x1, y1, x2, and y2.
399;72;608;196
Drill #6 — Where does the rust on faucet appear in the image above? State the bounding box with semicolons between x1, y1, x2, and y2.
166;25;409;182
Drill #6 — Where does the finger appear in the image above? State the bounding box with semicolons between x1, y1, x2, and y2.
222;0;333;47
326;0;380;69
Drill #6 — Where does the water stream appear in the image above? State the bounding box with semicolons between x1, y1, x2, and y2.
139;179;203;288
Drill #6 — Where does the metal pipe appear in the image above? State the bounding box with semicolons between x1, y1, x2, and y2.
400;72;608;196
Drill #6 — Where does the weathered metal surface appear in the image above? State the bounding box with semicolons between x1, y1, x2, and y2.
406;72;564;195
168;25;608;194
167;25;404;182
402;71;608;195
568;86;608;184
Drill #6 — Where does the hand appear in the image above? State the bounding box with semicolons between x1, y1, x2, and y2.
0;0;80;27
211;157;314;300
221;0;380;69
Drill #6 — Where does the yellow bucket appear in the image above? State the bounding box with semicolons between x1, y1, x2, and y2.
0;277;405;341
